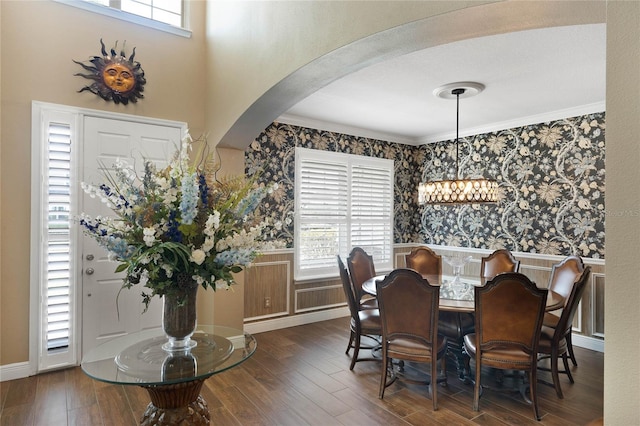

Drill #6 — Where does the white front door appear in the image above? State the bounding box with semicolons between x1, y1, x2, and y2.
81;117;183;356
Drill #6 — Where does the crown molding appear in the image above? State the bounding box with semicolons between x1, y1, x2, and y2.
277;102;605;146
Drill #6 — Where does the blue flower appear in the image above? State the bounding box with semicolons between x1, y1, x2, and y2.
180;172;198;225
199;174;208;206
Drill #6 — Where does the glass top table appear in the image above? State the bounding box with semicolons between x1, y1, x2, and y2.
81;325;256;425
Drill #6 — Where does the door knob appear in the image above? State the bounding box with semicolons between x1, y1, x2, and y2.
86;267;95;275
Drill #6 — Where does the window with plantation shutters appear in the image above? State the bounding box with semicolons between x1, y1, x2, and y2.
31;105;79;372
46;123;73;352
295;148;394;280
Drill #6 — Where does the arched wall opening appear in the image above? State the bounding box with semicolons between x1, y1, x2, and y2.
217;1;605;150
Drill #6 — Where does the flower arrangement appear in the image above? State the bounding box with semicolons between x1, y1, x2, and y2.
80;133;282;311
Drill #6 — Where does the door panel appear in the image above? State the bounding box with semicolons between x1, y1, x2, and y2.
81;117;183;356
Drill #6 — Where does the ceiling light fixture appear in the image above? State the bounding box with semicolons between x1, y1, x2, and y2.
418;82;498;205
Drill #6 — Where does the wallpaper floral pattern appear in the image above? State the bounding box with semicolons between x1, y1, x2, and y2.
246;112;605;259
245;123;424;247
420;113;605;258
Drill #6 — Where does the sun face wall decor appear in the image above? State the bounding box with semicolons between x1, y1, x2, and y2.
73;39;146;105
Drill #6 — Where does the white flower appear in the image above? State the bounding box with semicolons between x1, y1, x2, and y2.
201;238;214;253
190;249;206;265
214;279;231;290
164;188;178;204
143;227;155;247
205;212;220;234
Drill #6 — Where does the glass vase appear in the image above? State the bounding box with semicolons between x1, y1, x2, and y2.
443;255;473;286
162;282;198;352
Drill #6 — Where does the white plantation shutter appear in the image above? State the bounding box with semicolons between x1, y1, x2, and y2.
351;164;393;266
31;105;79;371
295;148;394;279
46;123;73;351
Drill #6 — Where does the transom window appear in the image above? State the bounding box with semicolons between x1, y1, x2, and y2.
86;0;183;27
294;148;394;280
55;0;189;37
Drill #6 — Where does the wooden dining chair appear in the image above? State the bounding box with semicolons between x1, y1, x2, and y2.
376;268;447;410
406;246;474;379
337;255;381;370
538;265;591;398
543;255;586;366
480;249;520;279
463;272;548;421
405;246;442;277
346;247;378;309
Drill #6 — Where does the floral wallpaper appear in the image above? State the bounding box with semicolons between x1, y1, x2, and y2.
420;113;605;258
245;124;424;247
246;112;605;259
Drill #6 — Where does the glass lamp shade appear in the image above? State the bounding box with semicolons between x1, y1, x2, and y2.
418;178;498;204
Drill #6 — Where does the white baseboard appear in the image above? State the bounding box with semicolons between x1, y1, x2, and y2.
0;362;32;382
244;307;349;335
572;333;604;353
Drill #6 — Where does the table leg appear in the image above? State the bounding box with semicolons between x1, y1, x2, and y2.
139;379;210;425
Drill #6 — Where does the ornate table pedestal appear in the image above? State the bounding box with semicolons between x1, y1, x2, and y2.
140;379;209;426
438;311;476;380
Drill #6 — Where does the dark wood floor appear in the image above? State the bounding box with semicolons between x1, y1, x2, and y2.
1;317;603;425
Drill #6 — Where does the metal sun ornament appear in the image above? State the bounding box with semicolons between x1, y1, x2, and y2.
73;39;146;105
418;83;498;205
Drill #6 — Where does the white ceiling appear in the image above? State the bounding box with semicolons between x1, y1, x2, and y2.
277;24;606;146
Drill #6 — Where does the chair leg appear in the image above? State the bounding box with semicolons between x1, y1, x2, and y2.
346;329;355;355
350;332;361;371
473;357;481;411
431;358;438;411
379;353;389;399
566;332;578;367
562;352;574;383
529;368;541;421
551;347;564;399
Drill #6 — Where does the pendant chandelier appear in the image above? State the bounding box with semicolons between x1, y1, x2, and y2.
418;83;498;205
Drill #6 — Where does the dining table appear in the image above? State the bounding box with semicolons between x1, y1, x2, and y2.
362;273;564;312
362;273;565;380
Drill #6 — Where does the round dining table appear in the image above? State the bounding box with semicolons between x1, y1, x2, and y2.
362;272;565;380
362;273;565;313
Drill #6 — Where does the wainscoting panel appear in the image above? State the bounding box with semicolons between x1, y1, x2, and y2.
295;284;345;313
244;254;291;321
243;246;604;352
592;272;605;338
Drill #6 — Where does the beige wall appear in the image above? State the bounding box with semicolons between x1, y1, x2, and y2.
0;0;208;365
205;0;491;148
604;1;640;423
